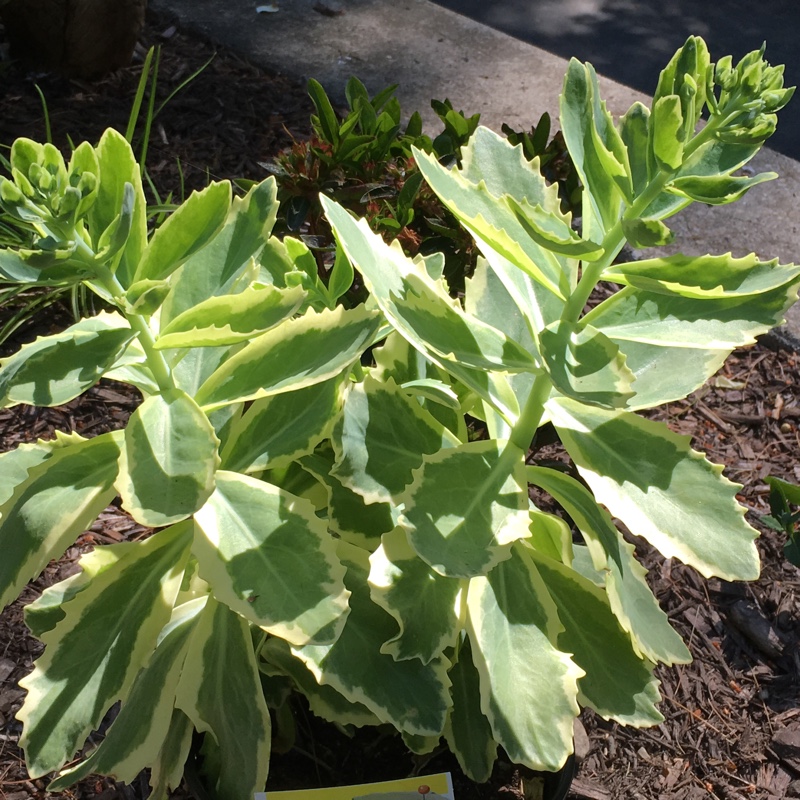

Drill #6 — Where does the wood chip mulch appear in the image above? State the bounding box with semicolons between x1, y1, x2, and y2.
1;8;799;800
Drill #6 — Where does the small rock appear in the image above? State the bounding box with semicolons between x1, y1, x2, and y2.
728;599;784;659
0;656;15;683
573;718;591;763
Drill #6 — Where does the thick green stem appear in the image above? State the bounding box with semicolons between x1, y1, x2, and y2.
74;234;175;393
497;371;553;473
560;115;724;325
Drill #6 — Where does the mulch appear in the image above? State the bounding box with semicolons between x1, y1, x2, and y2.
1;8;799;800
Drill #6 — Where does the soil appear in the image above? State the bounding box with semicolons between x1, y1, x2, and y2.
1;9;800;800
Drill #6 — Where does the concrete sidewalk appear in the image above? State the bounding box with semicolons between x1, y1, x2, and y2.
151;0;800;342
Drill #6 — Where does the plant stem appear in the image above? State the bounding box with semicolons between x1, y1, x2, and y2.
73;233;175;393
560;115;723;324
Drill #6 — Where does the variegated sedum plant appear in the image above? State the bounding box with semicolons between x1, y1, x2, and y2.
0;37;797;798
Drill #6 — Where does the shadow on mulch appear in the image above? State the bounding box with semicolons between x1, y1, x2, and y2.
2;8;800;800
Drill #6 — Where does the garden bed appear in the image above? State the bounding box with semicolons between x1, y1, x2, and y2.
1;10;799;800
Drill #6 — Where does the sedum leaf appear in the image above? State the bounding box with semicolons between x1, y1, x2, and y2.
148;710;194;800
291;540;452;737
540;320;635;409
369;527;464;664
193;470;349;646
0;312;134;408
48;598;204;790
175;596;271;800
445;637;497;783
89;129;147;289
548;397;760;581
413;128;574;299
221;376;344;473
155;283;306;349
466;544;583;771
527;465;690;666
116;389;220;527
134;181;231;283
18;522;192;777
195;304;382;409
261;637;381;728
331;375;459;504
159;178;279;325
528;546;664;726
0;431;121;610
400;440;530;578
604;253;800;299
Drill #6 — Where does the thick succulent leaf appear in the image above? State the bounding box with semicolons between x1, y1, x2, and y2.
24;544;123;637
540;321;635;409
529;507;574;565
368;527;464;664
18;523;192;777
0;312;134;408
528;547;664;726
159;178;279;325
372;332;468;440
148;710;194;800
193;470;349;646
0;431;121;610
175;596;271;800
527;465;690;665
221;377;343;473
650;95;685;171
49;598;204;790
116;389;220;527
89;129;147;288
605;337;729;410
291;540;452;737
300;452;394;551
167;344;231;399
466;545;583;771
584;283;798;349
619;102;651;197
331;375;458;504
604;254;800;299
135;181;231;283
155;283;306;348
413;128;572;299
445;637;497;783
195;304;381;409
0;436;62;506
548;398;760;581
261;637;381;728
400;440;531;578
560;60;629;241
324;199;537;374
668;171;776;204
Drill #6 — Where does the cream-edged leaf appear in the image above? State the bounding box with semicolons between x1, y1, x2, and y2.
18;523;192;777
547;398;760;582
400;440;530;578
193;471;349;646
